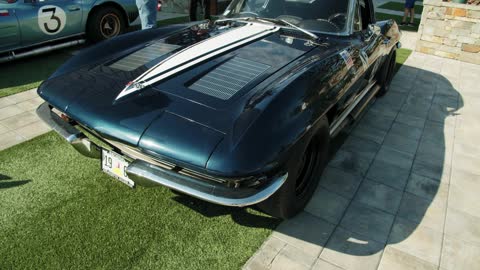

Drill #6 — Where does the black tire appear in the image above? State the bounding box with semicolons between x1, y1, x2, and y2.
87;7;126;43
257;116;330;219
376;48;397;97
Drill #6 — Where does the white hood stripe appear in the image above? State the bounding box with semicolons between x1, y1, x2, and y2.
116;23;279;100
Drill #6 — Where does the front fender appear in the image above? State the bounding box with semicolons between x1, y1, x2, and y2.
206;50;347;177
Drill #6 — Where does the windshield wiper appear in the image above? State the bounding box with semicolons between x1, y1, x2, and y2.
254;17;319;41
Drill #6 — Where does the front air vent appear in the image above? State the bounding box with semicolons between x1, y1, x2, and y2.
109;42;180;71
189;57;270;100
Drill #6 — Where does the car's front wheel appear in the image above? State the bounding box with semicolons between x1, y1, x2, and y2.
87;7;126;42
258;116;330;219
377;48;397;97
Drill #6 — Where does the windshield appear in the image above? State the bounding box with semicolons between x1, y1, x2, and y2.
224;0;351;34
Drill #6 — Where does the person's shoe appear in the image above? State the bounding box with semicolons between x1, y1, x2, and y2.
400;22;407;26
408;22;416;27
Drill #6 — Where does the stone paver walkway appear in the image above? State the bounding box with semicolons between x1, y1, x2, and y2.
244;53;480;270
0;89;49;150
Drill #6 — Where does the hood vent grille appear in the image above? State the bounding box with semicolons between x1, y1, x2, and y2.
189;57;270;100
109;42;180;72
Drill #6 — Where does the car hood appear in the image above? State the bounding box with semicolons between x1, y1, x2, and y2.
38;21;317;168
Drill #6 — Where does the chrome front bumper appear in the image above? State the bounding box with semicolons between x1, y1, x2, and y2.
36;102;288;207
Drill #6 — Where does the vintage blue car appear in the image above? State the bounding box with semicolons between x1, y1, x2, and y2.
0;0;138;62
36;0;401;218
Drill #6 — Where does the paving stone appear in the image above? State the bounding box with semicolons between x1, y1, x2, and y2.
382;133;419;155
0;97;14;108
305;188;350;225
451;153;480;177
375;91;406;110
6;89;38;103
415;137;453;168
0;111;39;130
449;170;480;218
405;173;449;201
411;159;451;184
388;217;443;266
0;131;26;151
15;97;44;111
351;124;387;144
388;122;424;141
269;243;316;270
397;192;446;233
274;212;335;256
358;111;395;132
244;236;286;270
311;258;343;270
395;113;426;129
422;120;455;147
329;150;372;176
401;95;432;118
0;105;24;121
319;166;362;199
366;159;410;190
440;235;480;270
445;208;480;244
378;245;438;270
375;146;414;170
341;136;381;161
0;123;9;135
340;203;395;243
453;141;480;159
427;103;456;124
14;121;50;140
320;227;384;270
354;180;403;214
369;101;400;119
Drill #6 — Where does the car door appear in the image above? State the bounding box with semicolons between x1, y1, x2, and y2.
356;0;384;85
0;0;20;52
16;0;83;47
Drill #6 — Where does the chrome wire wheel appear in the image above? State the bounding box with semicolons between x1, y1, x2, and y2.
99;13;121;39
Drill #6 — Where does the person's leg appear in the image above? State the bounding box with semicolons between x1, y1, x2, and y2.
410;7;415;24
401;8;408;25
136;0;157;29
146;0;157;28
204;0;211;20
189;0;198;21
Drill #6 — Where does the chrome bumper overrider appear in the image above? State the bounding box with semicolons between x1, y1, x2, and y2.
36;102;288;207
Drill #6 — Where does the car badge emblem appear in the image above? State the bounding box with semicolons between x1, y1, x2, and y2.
115;81;146;100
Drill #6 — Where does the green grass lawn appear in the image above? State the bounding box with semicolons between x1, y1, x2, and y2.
375;12;421;32
395;48;412;73
0;133;278;269
378;1;424;15
0;49;74;98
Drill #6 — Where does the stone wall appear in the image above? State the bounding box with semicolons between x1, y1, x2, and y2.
416;0;480;64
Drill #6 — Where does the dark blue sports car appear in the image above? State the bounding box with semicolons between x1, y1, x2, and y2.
37;0;401;218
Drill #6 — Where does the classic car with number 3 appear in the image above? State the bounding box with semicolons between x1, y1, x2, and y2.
36;0;400;218
0;0;138;62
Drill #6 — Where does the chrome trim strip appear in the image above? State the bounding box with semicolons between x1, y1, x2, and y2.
127;160;288;207
329;80;377;136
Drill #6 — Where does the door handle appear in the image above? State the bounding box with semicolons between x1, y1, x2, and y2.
68;6;80;12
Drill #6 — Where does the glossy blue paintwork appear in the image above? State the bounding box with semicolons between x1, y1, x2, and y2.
38;13;400;179
0;0;138;54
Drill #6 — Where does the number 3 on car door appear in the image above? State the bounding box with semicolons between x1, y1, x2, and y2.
16;0;83;44
38;5;66;35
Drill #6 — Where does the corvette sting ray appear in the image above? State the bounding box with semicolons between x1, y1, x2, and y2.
36;0;401;218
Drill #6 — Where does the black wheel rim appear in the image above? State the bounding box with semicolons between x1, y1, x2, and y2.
100;13;121;39
295;144;318;197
